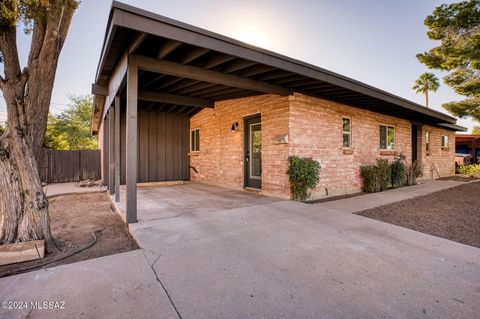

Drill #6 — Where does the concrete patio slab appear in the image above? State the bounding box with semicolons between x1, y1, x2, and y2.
0;250;178;319
119;182;480;319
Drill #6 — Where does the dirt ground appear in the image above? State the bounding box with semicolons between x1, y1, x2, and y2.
0;192;138;277
357;181;480;248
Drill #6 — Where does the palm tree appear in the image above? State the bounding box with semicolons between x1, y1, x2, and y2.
412;72;440;108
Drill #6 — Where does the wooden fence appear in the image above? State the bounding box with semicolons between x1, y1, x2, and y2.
40;149;101;183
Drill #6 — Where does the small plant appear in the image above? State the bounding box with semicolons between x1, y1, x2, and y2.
287;156;321;201
457;164;480;176
376;158;391;191
360;165;378;193
360;159;391;193
390;156;405;188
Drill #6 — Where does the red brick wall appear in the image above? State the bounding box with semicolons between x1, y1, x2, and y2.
418;125;456;179
288;93;412;199
190;93;456;199
190;94;291;198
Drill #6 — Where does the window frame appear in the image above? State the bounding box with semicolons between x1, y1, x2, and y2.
190;129;200;152
379;124;395;151
342;117;352;149
441;135;449;149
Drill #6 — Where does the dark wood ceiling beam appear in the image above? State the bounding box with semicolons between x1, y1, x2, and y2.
175;82;217;95
157;39;182;59
194;86;243;99
199;54;236;69
237;64;276;78
155;77;185;90
130;55;291;96
164;79;200;92
272;75;306;85
220;59;257;73
143;74;166;89
176;105;189;114
255;71;293;82
138;90;214;108
180;83;224;96
129;32;147;54
178;47;210;64
287;79;326;88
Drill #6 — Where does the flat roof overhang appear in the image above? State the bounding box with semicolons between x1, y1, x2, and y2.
91;1;465;134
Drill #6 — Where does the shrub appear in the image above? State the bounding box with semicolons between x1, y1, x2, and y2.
360;165;378;193
390;156;405;188
457;164;480;176
376;158;391;191
360;158;391;193
287;156;321;201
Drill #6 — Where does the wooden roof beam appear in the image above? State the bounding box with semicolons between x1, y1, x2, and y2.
138;90;214;108
131;55;291;96
129;32;147;54
157;39;182;59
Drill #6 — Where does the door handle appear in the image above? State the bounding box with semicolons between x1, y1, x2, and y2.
246;156;249;162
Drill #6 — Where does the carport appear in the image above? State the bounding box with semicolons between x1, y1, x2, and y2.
92;1;460;224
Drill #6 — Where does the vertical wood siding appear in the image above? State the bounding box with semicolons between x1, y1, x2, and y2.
119;107;190;184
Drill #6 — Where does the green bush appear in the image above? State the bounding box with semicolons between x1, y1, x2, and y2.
376;158;391;191
457;164;480;176
360;158;392;193
287;156;321;201
390;156;405;188
360;155;423;192
360;165;378;193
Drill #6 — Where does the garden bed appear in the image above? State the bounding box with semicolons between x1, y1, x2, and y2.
356;182;480;248
0;192;138;277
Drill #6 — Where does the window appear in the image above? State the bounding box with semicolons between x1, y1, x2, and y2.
426;131;430;156
441;135;449;148
342;117;351;148
379;125;395;150
191;129;200;152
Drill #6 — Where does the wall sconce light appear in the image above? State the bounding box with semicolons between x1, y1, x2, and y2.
231;121;239;132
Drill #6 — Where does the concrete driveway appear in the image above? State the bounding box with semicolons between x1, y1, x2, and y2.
2;181;479;319
126;182;480;319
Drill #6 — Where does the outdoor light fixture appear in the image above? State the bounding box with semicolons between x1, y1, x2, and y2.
231;121;239;132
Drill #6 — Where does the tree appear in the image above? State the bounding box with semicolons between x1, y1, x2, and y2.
0;123;5;135
0;1;78;248
412;72;440;108
417;0;480;120
45;95;98;150
473;125;480;134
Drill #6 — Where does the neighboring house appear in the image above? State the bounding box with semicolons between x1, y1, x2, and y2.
92;2;466;222
455;134;480;164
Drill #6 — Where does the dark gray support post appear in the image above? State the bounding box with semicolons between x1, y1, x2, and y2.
126;64;138;223
102;115;109;186
108;106;115;195
114;96;121;202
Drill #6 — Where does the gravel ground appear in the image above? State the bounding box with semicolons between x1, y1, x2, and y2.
0;192;138;277
356;181;480;248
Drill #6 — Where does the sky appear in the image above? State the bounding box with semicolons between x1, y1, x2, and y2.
0;0;476;132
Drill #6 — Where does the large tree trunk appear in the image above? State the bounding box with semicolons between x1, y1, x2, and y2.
0;2;76;249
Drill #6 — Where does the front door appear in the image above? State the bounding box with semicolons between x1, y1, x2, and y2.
244;115;262;189
412;124;418;163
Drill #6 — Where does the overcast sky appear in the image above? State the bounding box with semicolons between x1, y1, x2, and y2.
0;0;475;131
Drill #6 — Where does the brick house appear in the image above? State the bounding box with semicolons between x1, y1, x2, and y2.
92;2;465;222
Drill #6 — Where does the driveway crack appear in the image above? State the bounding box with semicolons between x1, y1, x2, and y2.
141;250;183;319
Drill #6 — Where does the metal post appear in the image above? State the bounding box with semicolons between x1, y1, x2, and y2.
114;96;121;202
126;64;138;223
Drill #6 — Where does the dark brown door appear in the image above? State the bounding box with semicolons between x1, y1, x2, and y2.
244;115;262;189
412;124;418;163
